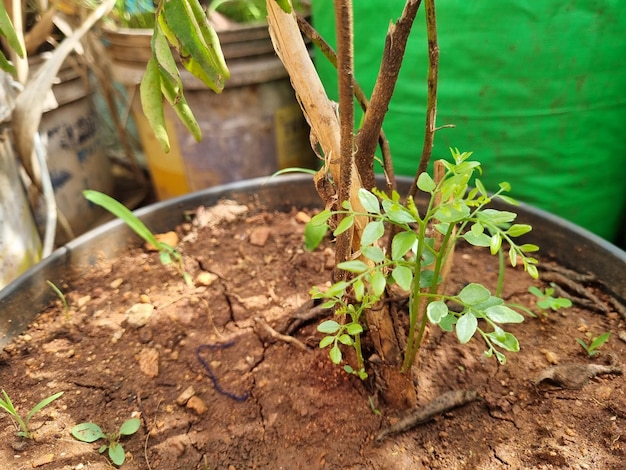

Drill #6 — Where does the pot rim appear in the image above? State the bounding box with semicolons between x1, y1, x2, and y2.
1;174;624;347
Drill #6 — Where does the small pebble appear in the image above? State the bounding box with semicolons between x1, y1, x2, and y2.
195;272;218;287
186;396;208;415
110;278;124;289
145;231;179;251
176;386;196;406
126;303;154;328
136;348;159;378
249;227;271;247
31;453;55;467
295;211;311;223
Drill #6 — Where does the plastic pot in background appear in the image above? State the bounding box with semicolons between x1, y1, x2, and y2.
312;0;626;243
1;174;624;348
32;54;115;245
0;71;40;290
103;21;317;200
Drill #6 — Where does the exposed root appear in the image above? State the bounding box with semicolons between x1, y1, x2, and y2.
539;264;626;319
534;363;623;390
375;389;479;443
254;317;308;352
276;300;329;336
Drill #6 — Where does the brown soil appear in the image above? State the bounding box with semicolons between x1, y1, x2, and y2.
0;202;625;469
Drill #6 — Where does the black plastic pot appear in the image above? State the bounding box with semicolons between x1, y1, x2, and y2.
1;175;625;348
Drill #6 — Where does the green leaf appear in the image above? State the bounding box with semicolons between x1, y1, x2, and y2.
361;245;385;263
381;199;419;224
589;332;611;350
439;314;457;332
310;210;332;226
337;260;368;273
358;188;380;214
333;215;354;236
526;263;539;279
434;201;470;223
318;320;341;334
304;221;328;251
506;224;532;237
119;418;141;436
520;244;539;253
458;283;491;306
462;230;491;247
508;247;517;267
25;392;64;423
338;334;354;346
324;281;350;298
319;336;334;348
361;220;385;246
329;345;342;364
417;172;436;193
72;423;106;443
392;265;413;291
140;58;170;152
475;179;488;197
477;209;517;226
497;194;518;206
485;305;524;324
487;331;520;352
427;301;449;324
456;312;478;344
0;2;24;59
108;441;126;466
161;0;230;92
83;191;161;249
353;278;364;301
370;270;387;298
346;323;364;335
391;230;417;260
490;232;502;255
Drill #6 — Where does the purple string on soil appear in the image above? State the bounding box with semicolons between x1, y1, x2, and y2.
196;343;249;402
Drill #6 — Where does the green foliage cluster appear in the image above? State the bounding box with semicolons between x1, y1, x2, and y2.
576;332;611;357
309;149;541;371
71;417;141;466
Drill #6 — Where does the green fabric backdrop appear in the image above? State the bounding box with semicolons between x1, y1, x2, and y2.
312;1;626;242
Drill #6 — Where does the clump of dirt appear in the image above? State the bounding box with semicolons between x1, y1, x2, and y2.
0;204;624;469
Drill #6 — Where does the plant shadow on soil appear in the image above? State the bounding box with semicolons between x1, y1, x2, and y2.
0;203;625;469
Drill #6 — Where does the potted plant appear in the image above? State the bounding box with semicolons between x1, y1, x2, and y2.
99;0;316;199
0;1;625;468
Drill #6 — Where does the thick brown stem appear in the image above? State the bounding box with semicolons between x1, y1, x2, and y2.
354;0;422;191
296;14;396;193
408;0;439;200
333;0;355;273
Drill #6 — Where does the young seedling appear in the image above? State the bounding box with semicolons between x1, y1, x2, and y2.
71;417;141;466
310;149;538;369
83;190;191;285
46;280;70;321
576;332;611;357
528;285;572;312
0;390;63;438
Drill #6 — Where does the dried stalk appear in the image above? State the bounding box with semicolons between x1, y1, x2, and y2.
353;0;423;191
408;0;439;200
333;0;355;273
295;14;396;193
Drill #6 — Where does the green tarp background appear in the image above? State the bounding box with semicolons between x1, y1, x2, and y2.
311;1;626;242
